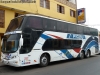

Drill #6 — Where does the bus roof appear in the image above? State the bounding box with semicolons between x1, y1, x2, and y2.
16;14;98;30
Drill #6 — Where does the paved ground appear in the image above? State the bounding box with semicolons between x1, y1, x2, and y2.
0;54;100;75
0;61;4;67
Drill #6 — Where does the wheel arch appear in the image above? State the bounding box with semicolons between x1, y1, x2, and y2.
40;52;51;62
81;50;85;55
86;49;91;55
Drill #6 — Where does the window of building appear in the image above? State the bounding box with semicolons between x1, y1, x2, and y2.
70;9;76;17
0;9;5;28
57;4;65;14
40;0;50;9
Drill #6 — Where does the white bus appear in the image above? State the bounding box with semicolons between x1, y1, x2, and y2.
1;14;99;67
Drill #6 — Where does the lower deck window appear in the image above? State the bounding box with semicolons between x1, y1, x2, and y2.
42;39;82;50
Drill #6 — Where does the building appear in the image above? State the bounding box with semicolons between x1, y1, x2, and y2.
0;0;77;58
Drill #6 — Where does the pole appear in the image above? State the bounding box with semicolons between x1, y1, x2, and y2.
75;0;78;24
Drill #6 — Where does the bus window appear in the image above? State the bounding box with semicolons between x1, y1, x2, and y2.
42;39;53;50
90;28;98;36
57;21;67;31
53;39;59;49
84;27;90;35
27;16;43;29
43;18;56;31
72;40;82;48
6;17;23;32
67;23;76;33
77;26;84;34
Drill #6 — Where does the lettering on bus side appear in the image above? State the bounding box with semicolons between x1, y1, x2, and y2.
67;34;86;39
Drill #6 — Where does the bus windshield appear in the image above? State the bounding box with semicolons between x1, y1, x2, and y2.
2;34;21;53
6;16;24;32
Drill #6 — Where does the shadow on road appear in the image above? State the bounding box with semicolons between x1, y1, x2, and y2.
48;55;97;66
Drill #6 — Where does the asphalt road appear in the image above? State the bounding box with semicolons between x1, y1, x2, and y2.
0;54;100;75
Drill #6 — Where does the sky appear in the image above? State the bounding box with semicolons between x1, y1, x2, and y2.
77;0;100;31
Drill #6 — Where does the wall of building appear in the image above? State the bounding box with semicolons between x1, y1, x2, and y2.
0;9;15;60
0;8;14;33
0;0;77;23
38;0;76;23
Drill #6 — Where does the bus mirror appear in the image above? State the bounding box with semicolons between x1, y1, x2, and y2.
1;39;3;46
19;35;23;47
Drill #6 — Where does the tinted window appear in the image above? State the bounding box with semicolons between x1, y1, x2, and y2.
42;39;82;50
90;28;94;35
2;34;20;53
90;28;98;36
94;29;98;36
6;17;23;32
63;23;68;32
68;23;77;33
43;18;56;31
57;21;66;32
72;24;77;34
72;40;82;48
77;26;84;34
26;16;43;29
42;39;53;50
84;27;90;35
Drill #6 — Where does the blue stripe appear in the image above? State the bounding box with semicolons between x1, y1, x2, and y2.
61;49;74;59
54;50;66;59
41;34;51;40
85;40;98;51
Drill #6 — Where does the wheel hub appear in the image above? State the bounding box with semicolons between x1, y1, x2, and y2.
41;57;47;65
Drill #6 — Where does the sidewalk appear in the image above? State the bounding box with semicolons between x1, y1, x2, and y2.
0;61;4;67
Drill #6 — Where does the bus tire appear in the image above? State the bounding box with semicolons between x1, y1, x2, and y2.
86;50;91;58
80;51;85;59
40;54;49;67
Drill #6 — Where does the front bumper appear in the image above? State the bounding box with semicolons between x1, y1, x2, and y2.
1;59;21;67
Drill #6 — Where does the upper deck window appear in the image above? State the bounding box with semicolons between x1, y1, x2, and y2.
6;16;23;32
25;16;43;30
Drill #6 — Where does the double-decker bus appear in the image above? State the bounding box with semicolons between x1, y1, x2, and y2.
1;14;99;67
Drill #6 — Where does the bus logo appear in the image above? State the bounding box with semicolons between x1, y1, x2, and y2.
67;34;86;39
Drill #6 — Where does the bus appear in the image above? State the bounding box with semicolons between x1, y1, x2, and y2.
1;14;99;67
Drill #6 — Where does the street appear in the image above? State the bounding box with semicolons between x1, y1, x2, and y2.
0;54;100;75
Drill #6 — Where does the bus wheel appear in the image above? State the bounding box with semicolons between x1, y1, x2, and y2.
80;51;85;59
40;54;49;67
86;50;91;58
